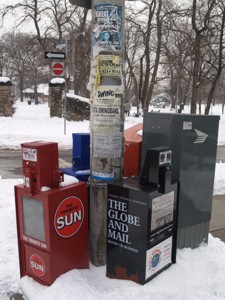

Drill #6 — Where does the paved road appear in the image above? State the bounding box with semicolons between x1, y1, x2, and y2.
0;146;224;179
0;149;72;179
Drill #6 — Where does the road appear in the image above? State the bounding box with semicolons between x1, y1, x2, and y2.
0;146;225;179
0;149;72;179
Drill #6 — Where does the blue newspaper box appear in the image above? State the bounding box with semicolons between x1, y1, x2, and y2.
60;133;90;182
72;133;90;171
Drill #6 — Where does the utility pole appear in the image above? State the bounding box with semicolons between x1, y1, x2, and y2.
88;0;125;266
69;0;125;266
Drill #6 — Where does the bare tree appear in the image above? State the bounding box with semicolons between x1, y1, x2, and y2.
125;0;225;113
1;0;83;47
23;35;47;104
2;32;48;103
161;10;193;110
190;0;217;114
1;33;29;101
204;0;225;114
126;0;163;112
1;0;91;97
126;0;186;112
2;0;49;50
125;11;142;112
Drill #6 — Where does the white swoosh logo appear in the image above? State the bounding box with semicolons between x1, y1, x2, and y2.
194;129;208;143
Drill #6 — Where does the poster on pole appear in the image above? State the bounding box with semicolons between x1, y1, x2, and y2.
98;55;121;78
89;55;121;87
93;132;123;158
92;4;122;54
93;85;122;105
92;104;121;132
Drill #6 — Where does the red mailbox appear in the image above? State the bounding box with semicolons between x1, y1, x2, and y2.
15;182;89;286
124;124;143;177
21;141;63;194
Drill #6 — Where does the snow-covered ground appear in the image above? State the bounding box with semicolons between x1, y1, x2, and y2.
0;100;225;300
0;100;225;149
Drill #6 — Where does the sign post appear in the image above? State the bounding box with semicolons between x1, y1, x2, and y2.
45;46;68;135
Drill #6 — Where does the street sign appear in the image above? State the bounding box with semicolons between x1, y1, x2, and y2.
69;0;137;8
56;40;66;50
69;0;91;8
45;51;66;59
52;62;65;76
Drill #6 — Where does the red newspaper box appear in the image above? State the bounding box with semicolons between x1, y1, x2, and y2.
21;141;63;194
124;124;143;177
15;182;89;285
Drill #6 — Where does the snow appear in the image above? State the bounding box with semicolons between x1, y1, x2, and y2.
0;101;90;149
0;77;10;83
39;175;79;191
66;93;91;104
40;186;51;192
18;241;225;300
50;78;65;84
0;101;225;300
59;174;79;187
214;162;225;195
23;84;49;95
23;88;35;93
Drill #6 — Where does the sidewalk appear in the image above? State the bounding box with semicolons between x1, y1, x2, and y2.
9;194;225;300
210;194;225;242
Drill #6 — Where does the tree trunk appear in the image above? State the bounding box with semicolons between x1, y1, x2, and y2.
144;0;162;112
190;34;201;114
198;88;202;115
34;71;39;105
205;70;222;115
19;81;24;102
73;9;88;95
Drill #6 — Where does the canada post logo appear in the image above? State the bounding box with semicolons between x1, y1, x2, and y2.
194;129;208;144
54;196;84;238
30;254;45;277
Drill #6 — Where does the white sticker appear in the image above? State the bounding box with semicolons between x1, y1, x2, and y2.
183;121;192;130
22;148;37;162
145;236;172;280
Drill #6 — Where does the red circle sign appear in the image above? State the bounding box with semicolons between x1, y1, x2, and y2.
30;254;45;277
54;196;84;238
52;62;64;76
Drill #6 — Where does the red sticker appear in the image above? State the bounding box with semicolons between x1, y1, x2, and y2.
30;254;45;277
54;196;84;238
